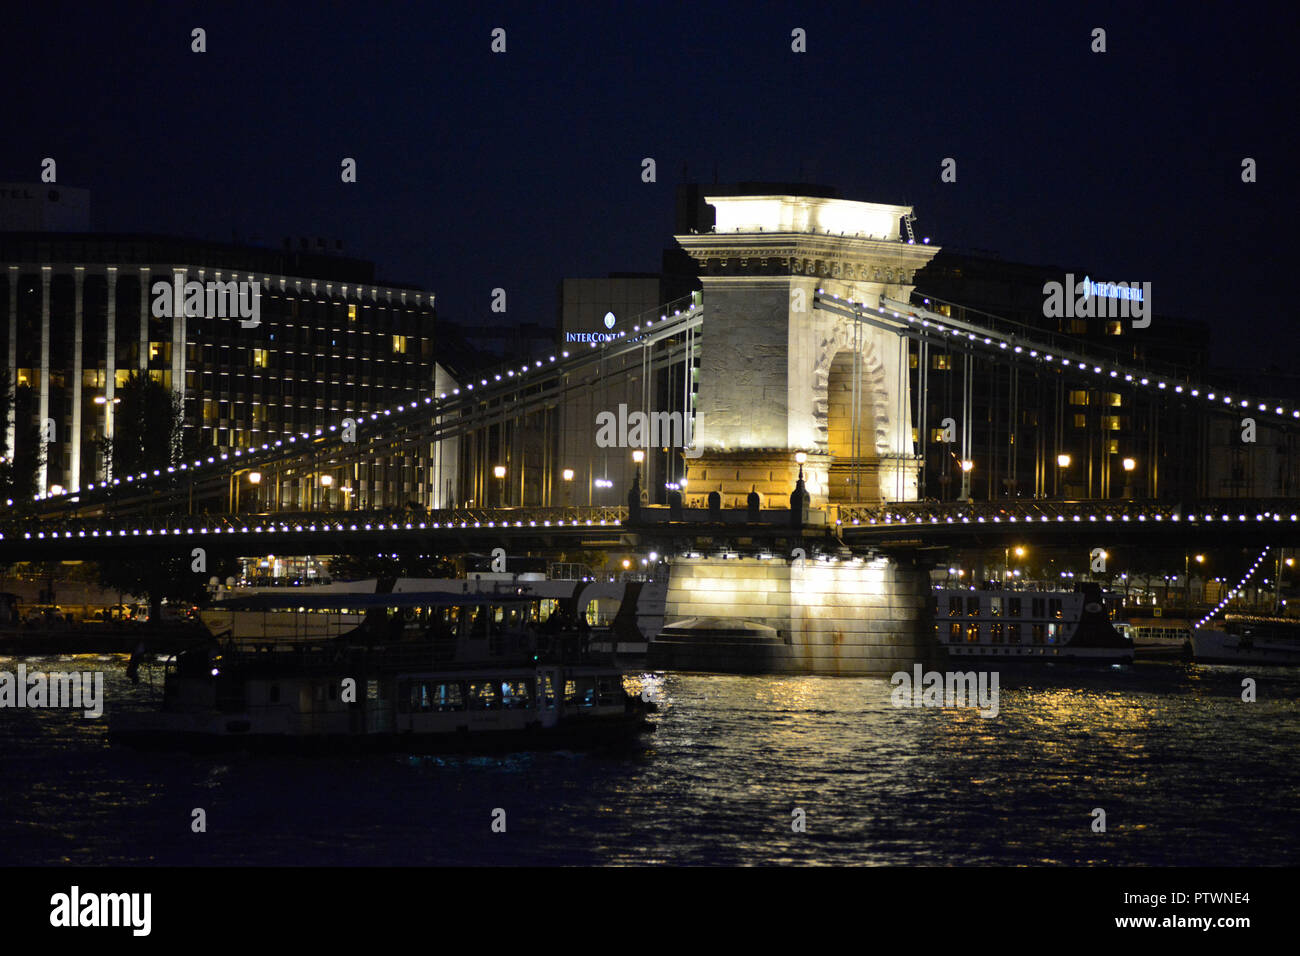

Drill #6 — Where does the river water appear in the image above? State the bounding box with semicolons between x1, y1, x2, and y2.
2;655;1297;866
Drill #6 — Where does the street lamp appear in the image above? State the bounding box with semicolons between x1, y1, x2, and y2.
1056;453;1071;468
493;465;506;507
1121;457;1136;498
561;467;574;507
959;459;974;500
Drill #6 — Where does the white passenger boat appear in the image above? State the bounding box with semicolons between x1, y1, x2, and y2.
110;590;654;753
933;582;1133;664
1191;615;1300;667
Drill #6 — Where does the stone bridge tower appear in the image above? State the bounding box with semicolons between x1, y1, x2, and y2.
675;195;940;510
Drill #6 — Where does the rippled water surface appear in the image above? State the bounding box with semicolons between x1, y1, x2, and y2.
2;655;1297;865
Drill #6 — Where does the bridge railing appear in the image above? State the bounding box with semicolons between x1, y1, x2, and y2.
832;499;1300;528
0;506;632;541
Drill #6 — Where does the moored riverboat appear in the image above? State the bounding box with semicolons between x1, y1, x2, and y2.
110;590;654;753
933;582;1133;664
1191;614;1300;667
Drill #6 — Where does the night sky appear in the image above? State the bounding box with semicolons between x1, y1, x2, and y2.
7;1;1296;371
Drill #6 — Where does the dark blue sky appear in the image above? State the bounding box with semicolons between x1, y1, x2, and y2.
7;1;1295;369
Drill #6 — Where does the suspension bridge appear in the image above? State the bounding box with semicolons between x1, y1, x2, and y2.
5;193;1295;672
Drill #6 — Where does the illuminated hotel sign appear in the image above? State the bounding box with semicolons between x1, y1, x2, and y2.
565;310;619;343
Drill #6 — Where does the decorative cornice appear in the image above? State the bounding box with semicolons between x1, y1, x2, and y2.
675;231;940;283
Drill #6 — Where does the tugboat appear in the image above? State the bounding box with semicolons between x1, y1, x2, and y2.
109;590;655;753
933;581;1133;664
1191;614;1300;667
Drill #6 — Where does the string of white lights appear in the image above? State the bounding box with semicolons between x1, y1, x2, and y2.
1195;546;1270;628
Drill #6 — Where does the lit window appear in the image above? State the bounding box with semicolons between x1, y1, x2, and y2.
931;354;952;370
1069;390;1089;406
1107;392;1123;407
392;335;407;354
347;304;357;321
1107;321;1122;335
252;348;269;368
1073;413;1087;428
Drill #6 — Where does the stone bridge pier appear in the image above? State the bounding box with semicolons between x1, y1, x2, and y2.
675;194;939;511
654;195;941;675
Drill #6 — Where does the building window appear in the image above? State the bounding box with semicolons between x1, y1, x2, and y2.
347;304;357;321
1069;390;1089;406
1073;413;1087;428
392;334;407;355
1069;319;1088;334
1103;415;1122;431
931;354;952;370
1107;321;1122;335
252;348;269;368
1106;392;1122;407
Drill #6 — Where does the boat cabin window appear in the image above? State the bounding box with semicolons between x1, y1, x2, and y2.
991;623;1004;643
966;597;980;616
1032;624;1045;644
597;676;622;706
565;678;597;707
1008;598;1022;617
468;681;498;710
949;623;962;643
537;675;556;708
500;680;533;709
1008;624;1021;644
966;623;979;643
948;598;961;618
1050;599;1063;620
1032;598;1045;618
269;684;280;703
989;597;1002;617
400;681;463;713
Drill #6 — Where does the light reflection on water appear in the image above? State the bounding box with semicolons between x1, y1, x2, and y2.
0;656;1297;865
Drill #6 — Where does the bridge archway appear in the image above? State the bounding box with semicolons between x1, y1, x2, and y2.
824;348;886;504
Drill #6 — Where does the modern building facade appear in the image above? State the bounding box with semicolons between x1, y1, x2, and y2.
911;249;1216;501
0;231;444;508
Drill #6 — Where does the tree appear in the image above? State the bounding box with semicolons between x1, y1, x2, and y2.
96;550;239;621
0;381;44;503
101;372;183;478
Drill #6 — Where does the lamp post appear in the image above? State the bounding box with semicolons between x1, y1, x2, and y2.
319;473;333;512
959;458;974;501
241;470;262;513
493;465;506;508
1056;453;1071;498
1185;553;1204;610
1121;457;1136;498
561;468;574;507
